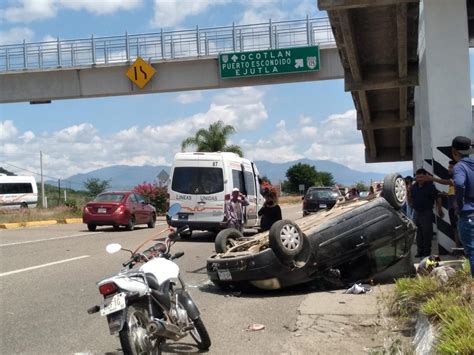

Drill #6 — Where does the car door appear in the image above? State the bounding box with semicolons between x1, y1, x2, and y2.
134;193;149;222
127;194;141;223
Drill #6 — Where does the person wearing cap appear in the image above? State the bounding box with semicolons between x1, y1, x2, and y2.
451;136;474;276
224;187;249;232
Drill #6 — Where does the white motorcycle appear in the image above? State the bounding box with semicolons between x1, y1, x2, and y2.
87;204;211;354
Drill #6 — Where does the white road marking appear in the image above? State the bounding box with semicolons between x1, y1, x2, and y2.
0;221;168;247
0;232;102;247
0;255;90;277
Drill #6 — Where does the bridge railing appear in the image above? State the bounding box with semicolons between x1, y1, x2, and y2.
0;17;334;72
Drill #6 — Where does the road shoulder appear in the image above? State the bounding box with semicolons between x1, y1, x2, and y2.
283;284;412;354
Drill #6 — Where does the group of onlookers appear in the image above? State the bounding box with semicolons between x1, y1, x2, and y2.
403;136;473;277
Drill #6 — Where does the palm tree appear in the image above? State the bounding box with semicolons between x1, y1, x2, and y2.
181;120;243;157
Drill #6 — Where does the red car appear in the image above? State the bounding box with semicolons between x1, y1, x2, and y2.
82;191;156;231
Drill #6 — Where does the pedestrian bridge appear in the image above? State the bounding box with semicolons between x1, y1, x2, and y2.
0;17;343;103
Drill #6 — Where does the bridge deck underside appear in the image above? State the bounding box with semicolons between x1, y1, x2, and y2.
319;0;420;163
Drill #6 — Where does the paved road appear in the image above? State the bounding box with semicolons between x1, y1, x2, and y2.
0;204;306;354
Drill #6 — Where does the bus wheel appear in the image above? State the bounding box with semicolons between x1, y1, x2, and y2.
20;202;28;209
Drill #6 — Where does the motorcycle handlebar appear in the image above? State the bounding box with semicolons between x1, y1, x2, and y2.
171;251;184;260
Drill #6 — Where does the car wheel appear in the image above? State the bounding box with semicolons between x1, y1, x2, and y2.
126;216;135;231
215;228;244;253
147;214;156;228
269;220;305;263
382;173;406;209
87;224;97;232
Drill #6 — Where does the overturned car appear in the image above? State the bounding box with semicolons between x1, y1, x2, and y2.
206;174;416;290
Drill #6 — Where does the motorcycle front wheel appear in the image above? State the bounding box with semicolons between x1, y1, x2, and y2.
189;316;211;350
119;303;161;355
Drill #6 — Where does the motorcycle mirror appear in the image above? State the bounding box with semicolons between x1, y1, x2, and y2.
167;203;181;218
105;243;122;254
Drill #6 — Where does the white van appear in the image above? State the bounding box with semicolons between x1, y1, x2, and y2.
0;175;38;209
168;152;264;233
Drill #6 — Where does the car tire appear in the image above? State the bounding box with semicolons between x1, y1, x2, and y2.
126;216;135;231
382;173;406;209
147;214;156;228
215;228;243;253
87;224;97;231
269;220;305;263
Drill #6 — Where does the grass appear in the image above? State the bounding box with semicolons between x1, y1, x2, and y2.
0;206;82;223
388;261;474;354
279;195;303;204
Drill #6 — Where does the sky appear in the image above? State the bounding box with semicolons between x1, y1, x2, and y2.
1;0;473;186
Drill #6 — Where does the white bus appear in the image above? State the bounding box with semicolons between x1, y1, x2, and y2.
168;152;264;234
0;175;38;209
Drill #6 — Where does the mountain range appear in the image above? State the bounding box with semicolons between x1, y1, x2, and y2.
51;159;412;190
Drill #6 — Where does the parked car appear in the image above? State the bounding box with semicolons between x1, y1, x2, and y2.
302;186;342;216
82;191;156;231
206;173;416;290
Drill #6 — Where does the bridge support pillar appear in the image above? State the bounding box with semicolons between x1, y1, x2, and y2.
414;0;472;254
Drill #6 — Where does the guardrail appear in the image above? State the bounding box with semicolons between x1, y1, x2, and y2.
0;17;335;72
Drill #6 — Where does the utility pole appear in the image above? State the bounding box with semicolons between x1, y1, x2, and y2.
40;151;45;208
58;179;61;206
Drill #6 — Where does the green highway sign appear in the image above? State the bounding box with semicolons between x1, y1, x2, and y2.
219;45;320;79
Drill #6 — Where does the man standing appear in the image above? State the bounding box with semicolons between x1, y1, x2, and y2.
224;187;249;232
451;136;474;277
411;168;444;257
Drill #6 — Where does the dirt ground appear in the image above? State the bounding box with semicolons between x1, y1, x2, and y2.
281;284;413;354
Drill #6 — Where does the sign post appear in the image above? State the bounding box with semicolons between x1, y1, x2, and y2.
219;45;320;79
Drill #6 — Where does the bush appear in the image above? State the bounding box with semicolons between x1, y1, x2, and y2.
389;262;474;354
133;182;168;214
64;199;78;211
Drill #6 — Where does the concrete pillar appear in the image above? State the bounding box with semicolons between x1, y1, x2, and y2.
414;0;473;253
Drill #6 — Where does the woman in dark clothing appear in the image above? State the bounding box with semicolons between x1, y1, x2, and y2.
258;191;282;231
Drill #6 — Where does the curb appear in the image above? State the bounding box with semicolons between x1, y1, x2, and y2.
0;216;167;229
0;219;79;229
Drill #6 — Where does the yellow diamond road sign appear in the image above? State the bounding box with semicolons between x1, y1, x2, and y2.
126;57;156;89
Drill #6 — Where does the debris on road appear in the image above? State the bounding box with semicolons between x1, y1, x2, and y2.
245;323;265;332
344;283;372;294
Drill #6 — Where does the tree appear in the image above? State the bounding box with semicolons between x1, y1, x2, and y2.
355;181;369;191
84;178;111;196
133;182;168;214
315;171;335;187
285;163;319;193
181;120;243;157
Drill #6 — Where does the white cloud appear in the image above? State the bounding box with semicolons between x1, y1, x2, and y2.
238;0;316;25
59;0;143;15
20;131;35;143
0;0;143;23
299;115;312;125
52;123;98;143
0;0;57;23
175;91;203;104
150;0;228;28
276;120;285;129
0;121;19;141
1;92;412;180
245;143;304;163
0;27;34;45
0;87;267;177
